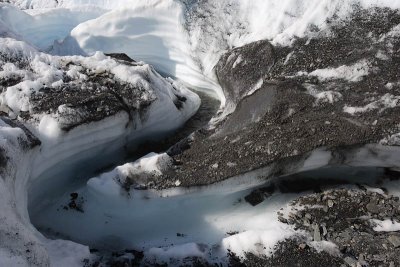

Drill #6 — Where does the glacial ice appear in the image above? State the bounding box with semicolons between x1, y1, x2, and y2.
1;0;400;266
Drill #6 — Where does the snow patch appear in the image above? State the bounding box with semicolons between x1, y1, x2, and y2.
308;60;370;82
304;84;343;105
246;78;264;96
380;133;400;146
344;94;400;115
232;55;243;69
372;219;400;232
0;3;105;50
309;241;340;256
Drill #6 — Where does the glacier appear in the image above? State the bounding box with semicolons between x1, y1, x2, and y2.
1;0;400;266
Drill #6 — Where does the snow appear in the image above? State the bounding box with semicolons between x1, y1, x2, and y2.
308;60;370;82
304;84;343;105
221;216;295;258
0;249;28;267
372;219;400;232
87;152;172;196
309;241;340;256
344;94;400;115
65;0;224;101
232;55;243;69
0;4;105;51
246;78;264;97
0;37;200;138
45;239;90;267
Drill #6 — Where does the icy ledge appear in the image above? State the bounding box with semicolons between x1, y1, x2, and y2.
0;37;199;266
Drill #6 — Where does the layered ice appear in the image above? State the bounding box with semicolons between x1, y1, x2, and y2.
0;35;200;266
67;0;224;101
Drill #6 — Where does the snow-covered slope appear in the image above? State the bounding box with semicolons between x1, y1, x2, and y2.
0;4;105;51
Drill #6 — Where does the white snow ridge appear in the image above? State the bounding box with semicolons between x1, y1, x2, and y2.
1;0;400;266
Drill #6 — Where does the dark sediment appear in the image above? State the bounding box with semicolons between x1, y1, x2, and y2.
152;7;400;189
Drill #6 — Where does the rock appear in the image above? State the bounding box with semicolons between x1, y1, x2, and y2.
344;256;357;267
388;235;400;248
328;200;334;208
366;202;380;214
372;254;385;262
322;225;328;236
244;189;265;206
104;53;136;63
70;192;78;200
299;243;307;250
278;216;288;224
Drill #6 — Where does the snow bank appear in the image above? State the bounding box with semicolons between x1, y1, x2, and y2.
0;4;105;51
11;0;132;10
66;0;223;102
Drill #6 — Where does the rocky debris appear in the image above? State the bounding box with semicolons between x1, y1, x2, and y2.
215;40;275;113
83;249;145;267
230;238;344;267
149;7;400;189
244;184;275;206
62;192;84;213
388;235;400;248
176;232;187;237
105;53;136;64
0;147;7;170
278;187;400;266
29;67;154;131
0;43;191;131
